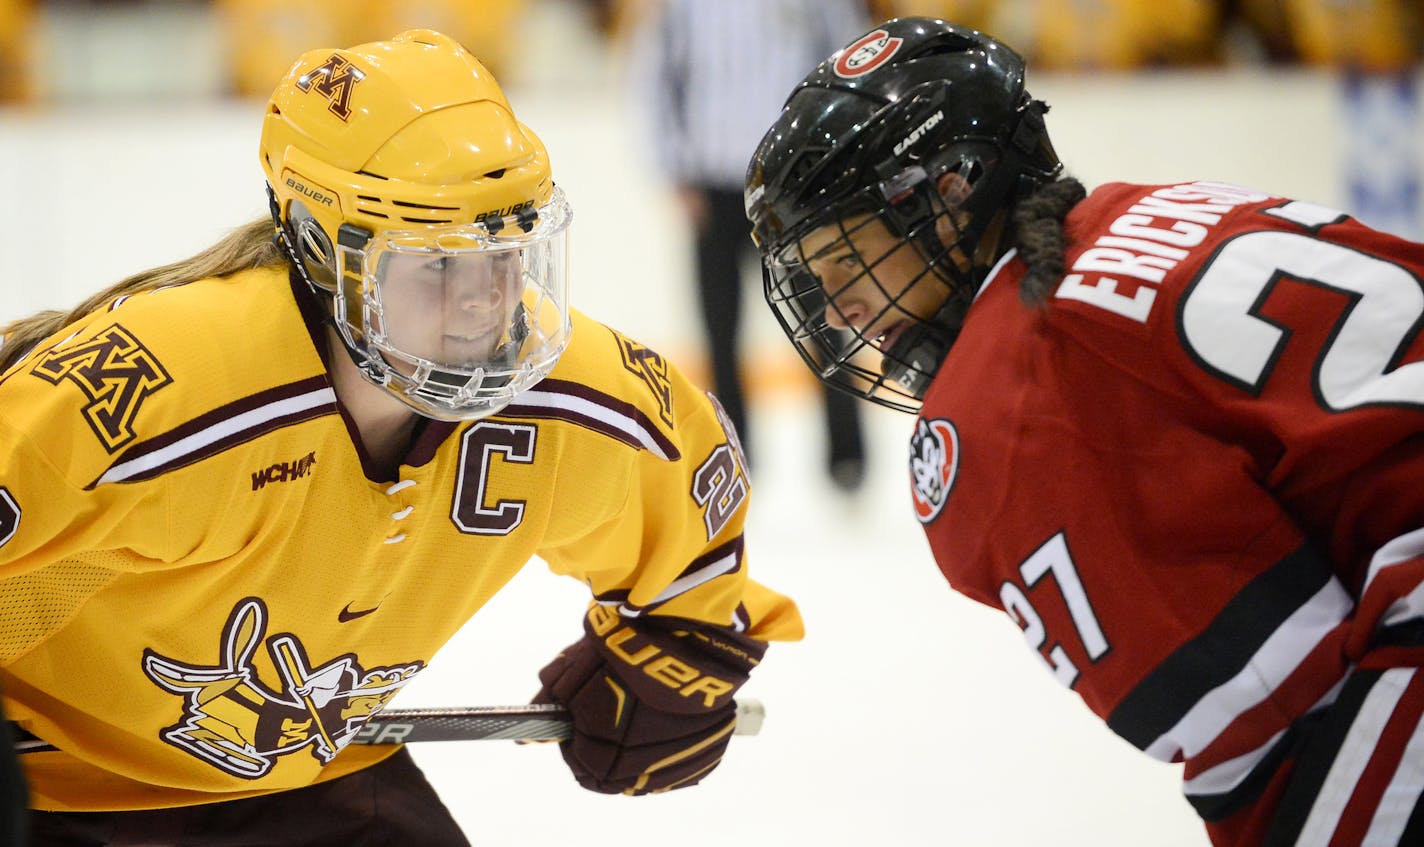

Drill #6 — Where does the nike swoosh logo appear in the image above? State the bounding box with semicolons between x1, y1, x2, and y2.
338;601;380;623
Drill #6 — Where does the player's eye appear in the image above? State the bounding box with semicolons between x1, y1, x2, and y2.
492;252;519;273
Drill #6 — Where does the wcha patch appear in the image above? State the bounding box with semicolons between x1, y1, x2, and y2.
909;417;960;524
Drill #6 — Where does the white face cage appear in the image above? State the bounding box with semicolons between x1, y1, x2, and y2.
332;187;573;421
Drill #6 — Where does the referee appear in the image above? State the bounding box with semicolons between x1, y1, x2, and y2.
631;0;870;490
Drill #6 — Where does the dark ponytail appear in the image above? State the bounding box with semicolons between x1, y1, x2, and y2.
1011;177;1087;305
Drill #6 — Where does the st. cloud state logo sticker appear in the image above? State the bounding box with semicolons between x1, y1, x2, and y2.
833;29;904;78
910;418;960;524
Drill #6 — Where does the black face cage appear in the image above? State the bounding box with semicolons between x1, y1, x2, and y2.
760;168;976;414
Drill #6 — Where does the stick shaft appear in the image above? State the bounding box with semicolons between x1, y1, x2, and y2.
11;699;765;752
352;698;765;744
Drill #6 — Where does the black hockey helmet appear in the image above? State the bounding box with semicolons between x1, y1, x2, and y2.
745;18;1062;412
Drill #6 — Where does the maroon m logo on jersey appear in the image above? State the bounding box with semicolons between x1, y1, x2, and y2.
296;54;366;121
31;324;172;452
0;488;17;550
616;335;674;428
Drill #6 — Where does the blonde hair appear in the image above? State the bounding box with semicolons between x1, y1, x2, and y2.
0;218;287;372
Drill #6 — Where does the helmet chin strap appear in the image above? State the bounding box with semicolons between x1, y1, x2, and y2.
877;269;975;400
493;303;531;368
328;319;391;385
267;187;393;388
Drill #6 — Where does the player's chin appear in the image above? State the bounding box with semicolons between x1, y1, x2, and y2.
441;334;499;361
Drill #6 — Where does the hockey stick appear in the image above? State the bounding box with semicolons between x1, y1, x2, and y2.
10;699;765;753
350;698;766;745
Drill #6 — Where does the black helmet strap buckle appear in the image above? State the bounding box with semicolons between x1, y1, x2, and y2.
873;163;935;231
1011;100;1050;157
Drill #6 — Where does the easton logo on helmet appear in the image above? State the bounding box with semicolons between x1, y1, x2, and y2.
833;29;904;78
893;110;945;157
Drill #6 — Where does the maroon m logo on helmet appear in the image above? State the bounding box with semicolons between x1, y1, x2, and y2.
296;54;366;121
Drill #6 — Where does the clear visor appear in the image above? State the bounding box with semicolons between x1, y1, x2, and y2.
337;188;573;419
374;242;533;370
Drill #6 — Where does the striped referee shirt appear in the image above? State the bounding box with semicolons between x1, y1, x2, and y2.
632;0;869;190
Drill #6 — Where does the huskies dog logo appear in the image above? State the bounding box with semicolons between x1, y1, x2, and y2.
910;417;960;524
143;598;423;779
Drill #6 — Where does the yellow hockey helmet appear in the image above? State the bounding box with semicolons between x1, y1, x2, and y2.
260;29;572;421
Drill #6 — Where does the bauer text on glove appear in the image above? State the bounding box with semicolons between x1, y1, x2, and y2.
534;604;767;795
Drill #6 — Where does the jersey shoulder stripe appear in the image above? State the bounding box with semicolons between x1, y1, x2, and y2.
595;536;745;622
88;375;337;488
500;377;681;460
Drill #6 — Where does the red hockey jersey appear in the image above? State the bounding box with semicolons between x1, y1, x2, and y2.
914;180;1424;846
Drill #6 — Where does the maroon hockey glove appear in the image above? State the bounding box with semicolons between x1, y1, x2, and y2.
535;604;766;795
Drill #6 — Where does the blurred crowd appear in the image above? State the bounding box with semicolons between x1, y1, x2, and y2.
0;0;1418;103
871;0;1422;70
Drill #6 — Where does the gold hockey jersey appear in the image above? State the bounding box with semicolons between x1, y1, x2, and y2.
0;266;802;811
